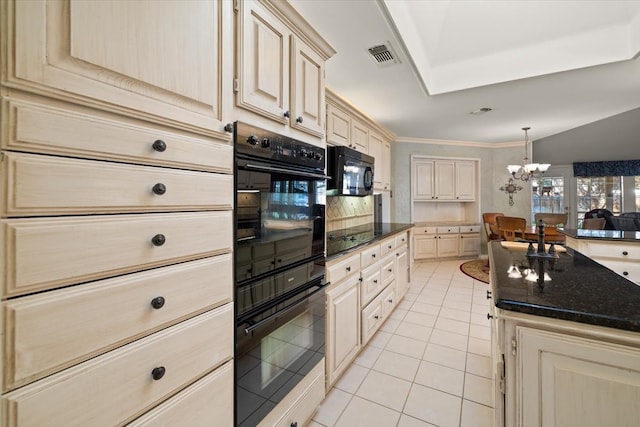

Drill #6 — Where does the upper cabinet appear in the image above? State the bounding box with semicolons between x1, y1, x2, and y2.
4;0;234;138
236;0;335;140
326;88;395;191
412;157;477;201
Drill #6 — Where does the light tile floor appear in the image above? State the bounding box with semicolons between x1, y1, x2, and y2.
311;260;494;427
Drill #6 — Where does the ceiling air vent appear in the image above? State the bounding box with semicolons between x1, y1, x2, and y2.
367;42;399;67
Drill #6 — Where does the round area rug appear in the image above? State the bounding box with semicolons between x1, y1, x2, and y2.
460;259;490;284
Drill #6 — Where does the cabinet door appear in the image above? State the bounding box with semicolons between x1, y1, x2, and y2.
455;161;476;200
434;161;455;200
395;248;409;297
382;141;391;191
412;160;435;201
291;36;325;137
350;119;369;153
459;233;480;257
414;234;437;259
237;0;290;124
326;103;350;147
326;276;361;386
517;326;640;427
437;234;459;258
369;131;384;189
10;0;231;135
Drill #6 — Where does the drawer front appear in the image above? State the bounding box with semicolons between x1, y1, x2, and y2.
362;300;382;343
361;266;383;307
394;232;409;248
587;243;640;260
126;361;233;427
4;96;232;172
327;253;360;284
415;226;437;235
459;225;481;234
1;211;232;297
381;284;396;318
437;226;460;234
380;255;395;286
276;367;325;427
380;237;396;256
3;255;232;391
360;244;381;269
594;259;640;284
1;305;233;427
2;152;233;216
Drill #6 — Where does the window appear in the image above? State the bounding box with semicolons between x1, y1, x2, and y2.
576;176;622;227
531;176;564;224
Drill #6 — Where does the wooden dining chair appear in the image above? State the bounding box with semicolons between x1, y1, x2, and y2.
582;218;605;230
534;212;568;228
496;216;527;241
482;212;504;242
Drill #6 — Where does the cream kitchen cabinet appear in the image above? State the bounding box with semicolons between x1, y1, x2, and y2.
351;119;370;153
565;237;640;284
414;227;438;259
326;253;362;387
326;103;351;147
369;131;391;191
436;227;460;258
236;0;335;139
491;308;640;427
459;225;481;257
4;0;234;138
413;225;480;260
412;157;477;201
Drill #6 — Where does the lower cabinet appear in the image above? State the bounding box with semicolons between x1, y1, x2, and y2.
414;225;480;260
565;237;640;284
492;309;640;427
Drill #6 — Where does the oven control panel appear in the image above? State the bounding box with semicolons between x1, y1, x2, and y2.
234;121;325;170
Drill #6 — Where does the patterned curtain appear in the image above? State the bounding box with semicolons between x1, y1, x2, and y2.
573;160;640;177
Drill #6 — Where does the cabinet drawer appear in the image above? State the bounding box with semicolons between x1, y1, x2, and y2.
3;96;232;173
587;243;640;261
437;226;460;234
394;232;409;248
380;255;395;286
380;237;396;256
3;255;232;391
126;361;233;427
1;152;232;216
361;264;383;307
360;244;381;269
327;252;360;284
1;211;232;297
415;226;437;235
594;259;640;284
1;305;233;427
459;225;481;234
381;284;396;318
362;300;382;343
273;364;325;427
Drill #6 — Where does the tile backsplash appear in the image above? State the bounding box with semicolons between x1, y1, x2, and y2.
326;195;374;231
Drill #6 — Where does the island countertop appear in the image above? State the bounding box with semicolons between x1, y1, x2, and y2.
560;228;640;242
489;240;640;332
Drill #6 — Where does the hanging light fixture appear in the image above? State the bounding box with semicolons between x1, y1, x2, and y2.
507;127;550;182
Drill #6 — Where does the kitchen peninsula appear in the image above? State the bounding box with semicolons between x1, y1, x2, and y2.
488;241;640;427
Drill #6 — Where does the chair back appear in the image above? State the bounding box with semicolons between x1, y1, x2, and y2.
582;218;605;230
534;212;568;227
610;216;640;231
482;212;504;241
496;216;527;241
584;208;615;230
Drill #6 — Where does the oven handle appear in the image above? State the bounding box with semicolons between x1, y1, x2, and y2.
244;163;331;180
243;282;329;336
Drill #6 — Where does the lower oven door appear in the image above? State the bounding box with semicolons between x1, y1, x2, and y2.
235;281;326;427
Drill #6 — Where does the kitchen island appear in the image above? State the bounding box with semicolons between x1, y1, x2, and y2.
488;240;640;427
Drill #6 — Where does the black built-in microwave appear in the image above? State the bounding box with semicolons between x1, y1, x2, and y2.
327;146;374;196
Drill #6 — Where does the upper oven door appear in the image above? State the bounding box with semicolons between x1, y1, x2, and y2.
235;158;326;279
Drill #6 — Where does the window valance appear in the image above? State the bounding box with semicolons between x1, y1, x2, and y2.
573;160;640;177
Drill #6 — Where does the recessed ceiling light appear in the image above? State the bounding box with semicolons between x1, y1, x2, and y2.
469;107;493;115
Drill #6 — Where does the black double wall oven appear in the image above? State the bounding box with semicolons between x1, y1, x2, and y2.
233;122;328;426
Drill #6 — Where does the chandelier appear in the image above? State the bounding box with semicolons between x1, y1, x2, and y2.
507;127;550;182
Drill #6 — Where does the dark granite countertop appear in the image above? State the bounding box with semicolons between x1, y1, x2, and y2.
326;223;414;260
489;240;640;332
560;228;640;242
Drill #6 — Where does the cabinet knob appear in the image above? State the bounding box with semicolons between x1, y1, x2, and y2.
373;279;378;283
388;299;393;303
152;183;167;195
623;251;629;256
151;234;166;246
487;313;494;320
296;116;303;124
460;236;464;239
623;271;629;276
374;315;379;319
346;266;351;272
388;245;393;249
486;290;492;300
372;253;376;258
224;123;234;133
151;366;166;380
283;110;290;118
388;268;392;272
150;296;165;309
291;423;298;427
152;139;167;152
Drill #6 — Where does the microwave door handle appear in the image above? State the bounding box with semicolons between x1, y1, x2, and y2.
243;283;328;336
244;163;330;180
